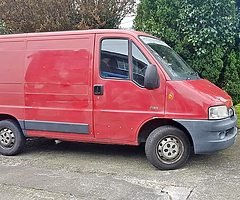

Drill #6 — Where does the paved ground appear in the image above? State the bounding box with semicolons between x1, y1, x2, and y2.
0;132;239;200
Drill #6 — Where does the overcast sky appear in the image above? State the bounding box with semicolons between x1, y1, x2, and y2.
120;1;139;29
120;16;135;29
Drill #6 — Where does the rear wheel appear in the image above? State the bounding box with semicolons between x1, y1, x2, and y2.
0;120;26;156
145;126;190;170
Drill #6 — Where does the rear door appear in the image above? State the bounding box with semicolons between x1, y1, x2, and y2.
93;34;165;144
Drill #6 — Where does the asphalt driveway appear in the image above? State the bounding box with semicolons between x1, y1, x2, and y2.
0;131;239;200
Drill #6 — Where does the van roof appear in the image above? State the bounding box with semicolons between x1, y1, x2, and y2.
0;29;151;39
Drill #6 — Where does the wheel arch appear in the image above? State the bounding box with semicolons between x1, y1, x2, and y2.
137;118;193;147
0;114;24;131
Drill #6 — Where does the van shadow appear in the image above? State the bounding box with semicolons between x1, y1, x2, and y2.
24;138;146;158
23;139;228;170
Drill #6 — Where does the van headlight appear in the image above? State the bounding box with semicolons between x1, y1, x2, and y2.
209;106;229;120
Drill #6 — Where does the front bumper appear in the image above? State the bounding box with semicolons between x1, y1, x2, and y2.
175;115;238;154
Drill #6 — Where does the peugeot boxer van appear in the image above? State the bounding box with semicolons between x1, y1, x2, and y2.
0;30;237;170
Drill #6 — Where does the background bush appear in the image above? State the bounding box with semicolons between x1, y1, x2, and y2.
0;20;7;34
135;0;240;105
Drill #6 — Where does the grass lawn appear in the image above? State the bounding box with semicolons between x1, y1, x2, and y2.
235;104;240;128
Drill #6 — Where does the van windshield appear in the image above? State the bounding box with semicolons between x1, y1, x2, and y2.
140;36;200;80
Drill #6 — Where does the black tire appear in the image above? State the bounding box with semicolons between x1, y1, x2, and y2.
145;126;190;170
0;120;26;156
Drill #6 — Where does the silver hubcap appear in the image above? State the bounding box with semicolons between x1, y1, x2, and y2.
156;136;183;164
0;128;15;148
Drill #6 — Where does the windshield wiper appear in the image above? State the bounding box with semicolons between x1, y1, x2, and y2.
185;72;199;80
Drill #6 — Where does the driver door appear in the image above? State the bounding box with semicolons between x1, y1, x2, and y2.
93;34;165;143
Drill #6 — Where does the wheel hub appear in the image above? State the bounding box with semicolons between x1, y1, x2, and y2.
157;137;182;162
0;128;15;148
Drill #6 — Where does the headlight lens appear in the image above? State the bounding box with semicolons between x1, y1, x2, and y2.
209;106;229;120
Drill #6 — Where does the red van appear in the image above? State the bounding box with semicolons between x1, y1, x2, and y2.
0;29;237;170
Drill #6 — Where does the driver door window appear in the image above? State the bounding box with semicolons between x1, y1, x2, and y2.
100;39;129;79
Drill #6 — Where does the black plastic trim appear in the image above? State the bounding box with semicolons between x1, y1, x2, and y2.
19;120;25;130
19;120;89;134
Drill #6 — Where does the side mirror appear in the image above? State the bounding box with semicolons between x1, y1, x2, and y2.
144;64;160;90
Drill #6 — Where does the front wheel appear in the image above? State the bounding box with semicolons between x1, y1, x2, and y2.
145;126;191;170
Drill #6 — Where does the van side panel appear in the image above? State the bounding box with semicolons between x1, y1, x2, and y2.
0;39;25;119
24;34;94;138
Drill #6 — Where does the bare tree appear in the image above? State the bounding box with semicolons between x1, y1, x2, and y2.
0;0;135;33
73;0;135;29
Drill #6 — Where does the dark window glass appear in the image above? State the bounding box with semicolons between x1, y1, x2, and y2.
132;43;150;86
100;39;129;79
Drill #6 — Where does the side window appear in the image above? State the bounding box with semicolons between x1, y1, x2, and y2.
132;43;150;86
100;39;129;79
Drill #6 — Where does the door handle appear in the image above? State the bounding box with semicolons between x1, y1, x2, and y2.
94;85;104;95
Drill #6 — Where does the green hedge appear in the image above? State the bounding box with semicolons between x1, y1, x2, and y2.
236;104;240;127
0;20;6;34
135;0;240;105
